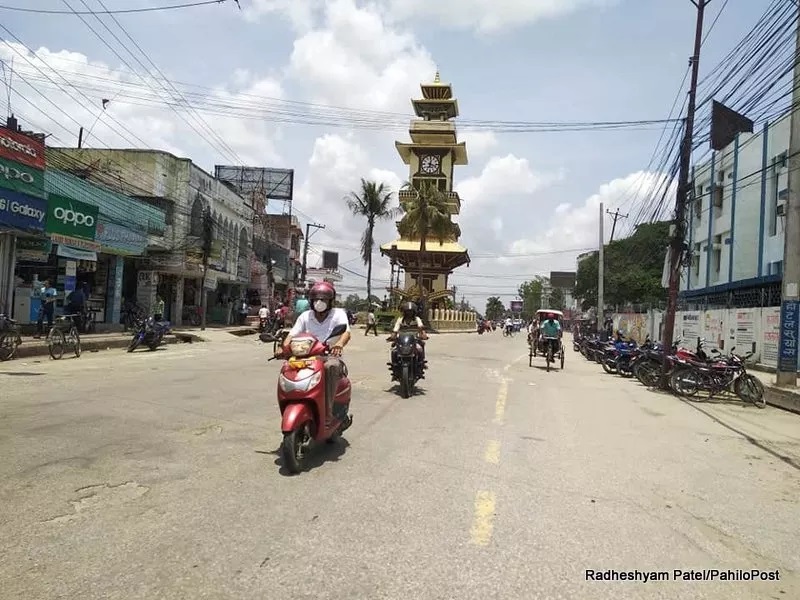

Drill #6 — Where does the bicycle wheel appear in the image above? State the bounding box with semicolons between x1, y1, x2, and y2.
72;328;82;357
0;333;14;361
734;374;765;408
48;329;65;360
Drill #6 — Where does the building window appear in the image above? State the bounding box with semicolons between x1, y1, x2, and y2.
712;234;722;275
692;243;700;278
712;184;723;212
768;160;780;237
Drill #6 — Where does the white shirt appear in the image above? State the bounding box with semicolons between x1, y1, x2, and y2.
258;307;269;318
505;318;512;327
289;308;350;344
393;316;423;333
367;312;375;324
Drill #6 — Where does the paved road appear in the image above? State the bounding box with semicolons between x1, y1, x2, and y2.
1;330;798;599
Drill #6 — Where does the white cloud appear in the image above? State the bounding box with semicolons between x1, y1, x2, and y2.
383;0;617;34
286;0;435;113
0;43;284;170
456;154;565;210
459;130;498;160
244;0;317;31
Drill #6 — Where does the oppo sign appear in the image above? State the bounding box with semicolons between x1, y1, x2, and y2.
54;204;95;227
0;163;35;184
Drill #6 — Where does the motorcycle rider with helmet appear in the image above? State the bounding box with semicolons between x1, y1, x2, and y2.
388;302;428;378
279;281;351;424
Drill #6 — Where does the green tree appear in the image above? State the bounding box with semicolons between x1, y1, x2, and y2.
518;277;546;318
397;179;456;321
346;179;397;303
575;221;670;310
343;294;362;311
485;296;505;321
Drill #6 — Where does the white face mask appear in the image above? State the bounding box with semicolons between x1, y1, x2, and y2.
313;300;328;313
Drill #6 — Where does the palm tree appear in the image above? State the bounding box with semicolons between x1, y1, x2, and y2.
346;179;397;302
396;180;456;324
485;296;505;321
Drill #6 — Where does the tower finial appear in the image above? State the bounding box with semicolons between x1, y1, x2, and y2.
433;70;440;83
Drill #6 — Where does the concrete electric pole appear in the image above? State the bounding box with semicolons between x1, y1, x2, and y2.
776;3;800;387
606;208;629;243
598;202;604;333
661;0;709;382
300;222;325;284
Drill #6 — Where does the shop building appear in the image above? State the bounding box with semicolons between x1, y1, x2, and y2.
47;148;254;325
0;118;49;320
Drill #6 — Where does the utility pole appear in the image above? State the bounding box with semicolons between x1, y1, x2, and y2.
662;0;708;383
606;208;629;243
598;202;605;334
777;3;800;387
200;206;213;331
300;222;325;284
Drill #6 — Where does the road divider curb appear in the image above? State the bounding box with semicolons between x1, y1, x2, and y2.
12;332;204;359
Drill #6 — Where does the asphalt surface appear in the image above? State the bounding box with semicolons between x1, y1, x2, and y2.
1;329;798;599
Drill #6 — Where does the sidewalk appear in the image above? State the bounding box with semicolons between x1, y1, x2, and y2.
750;369;800;415
9;328;207;360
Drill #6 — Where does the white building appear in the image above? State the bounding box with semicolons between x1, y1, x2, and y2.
680;111;789;308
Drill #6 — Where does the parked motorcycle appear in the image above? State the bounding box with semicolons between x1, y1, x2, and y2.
262;324;352;474
387;331;424;398
127;316;170;352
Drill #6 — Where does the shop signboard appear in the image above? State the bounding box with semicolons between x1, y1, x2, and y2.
0;127;46;170
95;220;146;256
0;189;47;232
0;156;46;199
45;193;98;241
49;232;101;252
15;237;52;262
778;300;800;372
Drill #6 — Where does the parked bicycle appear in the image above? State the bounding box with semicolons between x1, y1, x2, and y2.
0;314;22;361
48;314;82;360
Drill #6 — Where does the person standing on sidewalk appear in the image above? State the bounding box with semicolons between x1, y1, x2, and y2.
365;309;378;336
34;279;57;338
153;295;165;321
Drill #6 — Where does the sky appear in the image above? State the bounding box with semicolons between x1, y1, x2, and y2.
0;0;776;311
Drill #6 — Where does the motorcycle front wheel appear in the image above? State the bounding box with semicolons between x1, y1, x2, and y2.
400;363;412;398
127;335;142;353
282;422;313;474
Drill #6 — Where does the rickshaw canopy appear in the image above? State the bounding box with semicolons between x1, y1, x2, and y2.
535;309;564;320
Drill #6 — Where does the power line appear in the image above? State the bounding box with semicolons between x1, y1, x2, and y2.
0;0;229;15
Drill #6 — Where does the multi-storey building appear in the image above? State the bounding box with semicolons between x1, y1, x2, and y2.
680;111;789;309
47;148;254;324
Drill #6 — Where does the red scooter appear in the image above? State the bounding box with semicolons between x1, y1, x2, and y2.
263;323;352;474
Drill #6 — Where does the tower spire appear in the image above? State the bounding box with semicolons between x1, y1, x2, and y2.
433;70;440;84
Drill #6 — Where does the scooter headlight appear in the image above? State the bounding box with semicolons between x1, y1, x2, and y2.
279;369;322;393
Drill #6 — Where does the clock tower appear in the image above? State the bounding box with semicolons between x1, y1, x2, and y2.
380;71;470;310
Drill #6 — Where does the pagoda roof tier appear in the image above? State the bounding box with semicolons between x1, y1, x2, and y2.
412;99;458;120
380;239;470;272
409;119;457;145
395;141;468;165
420;72;453;100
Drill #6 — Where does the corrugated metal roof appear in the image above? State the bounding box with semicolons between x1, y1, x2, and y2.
44;169;166;235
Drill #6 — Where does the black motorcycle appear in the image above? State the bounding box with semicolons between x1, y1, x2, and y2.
128;316;170;352
387;332;424;398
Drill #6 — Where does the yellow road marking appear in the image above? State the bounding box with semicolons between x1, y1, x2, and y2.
470;490;496;546
485;440;500;464
494;379;507;424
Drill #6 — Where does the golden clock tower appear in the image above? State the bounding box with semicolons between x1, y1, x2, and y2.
380;71;470;307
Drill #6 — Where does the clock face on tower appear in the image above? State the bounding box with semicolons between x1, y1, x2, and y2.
420;154;440;174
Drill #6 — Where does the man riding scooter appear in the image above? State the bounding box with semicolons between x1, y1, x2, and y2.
278;282;351;424
388;302;428;378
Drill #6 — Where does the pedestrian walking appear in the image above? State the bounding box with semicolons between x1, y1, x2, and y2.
365;309;378;336
34;279;57;338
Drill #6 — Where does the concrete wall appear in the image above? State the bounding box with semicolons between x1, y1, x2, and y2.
428;308;476;331
610;307;794;371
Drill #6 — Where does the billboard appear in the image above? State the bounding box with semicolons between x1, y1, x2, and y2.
550;271;576;289
510;300;523;312
214;166;294;201
322;251;339;270
0;126;46;170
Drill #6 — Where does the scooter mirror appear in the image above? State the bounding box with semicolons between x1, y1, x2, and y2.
259;333;272;343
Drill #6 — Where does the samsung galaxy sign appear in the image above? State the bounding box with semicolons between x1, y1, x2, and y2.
0;190;47;232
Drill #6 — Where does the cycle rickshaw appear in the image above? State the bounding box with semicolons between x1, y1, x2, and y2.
528;309;565;371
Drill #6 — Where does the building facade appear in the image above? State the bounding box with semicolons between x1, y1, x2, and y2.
680;112;789;309
47;148;255;325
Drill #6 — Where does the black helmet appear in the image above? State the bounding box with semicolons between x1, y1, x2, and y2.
402;302;416;318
